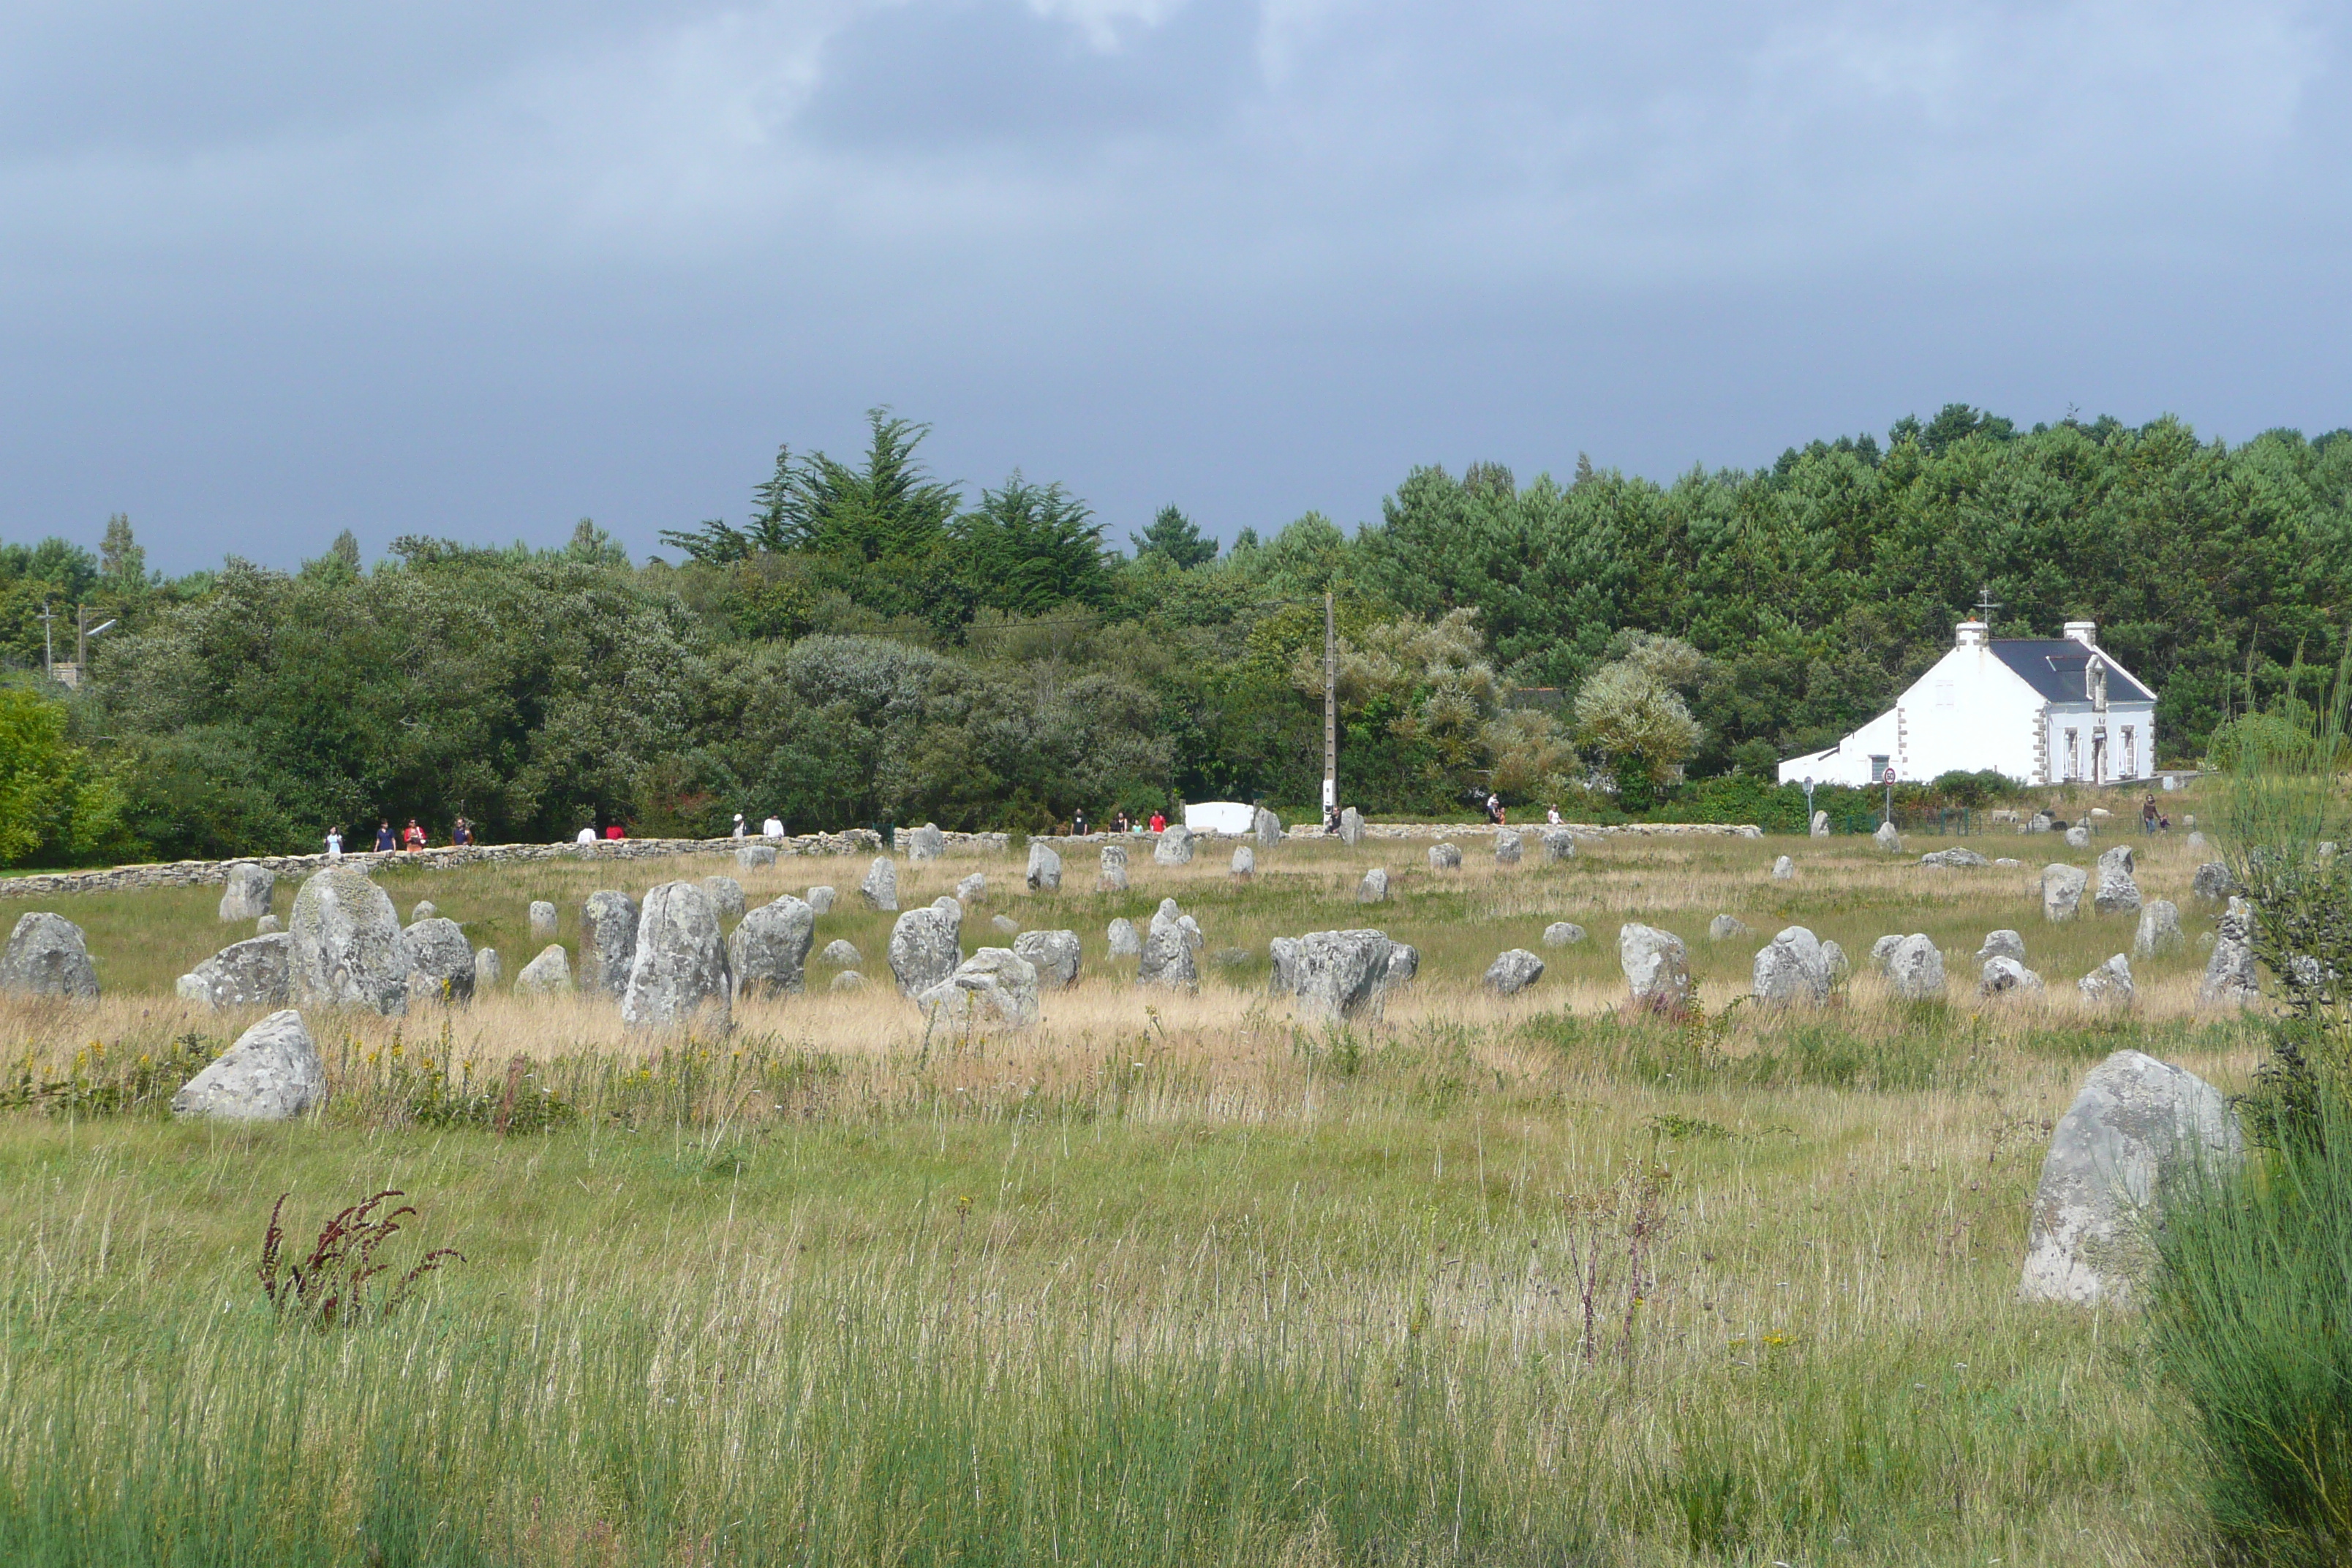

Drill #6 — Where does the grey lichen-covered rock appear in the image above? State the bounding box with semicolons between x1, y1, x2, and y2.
1542;828;1576;862
1822;939;1849;981
859;857;900;912
1752;925;1833;1005
1920;848;1991;868
515;945;573;995
1883;934;1945;1001
2064;824;2092;849
1980;956;2044;996
2134;901;2184;959
1254;807;1284;848
2186;830;2210;851
1356;867;1389;904
1868;934;1903;970
1013;929;1082;989
218;864;276;921
1978;930;2027;965
170;1009;325;1122
474;949;501;990
290;868;410;1015
1428;842;1462;871
1809;810;1830;838
729;895;815;998
991;913;1019;935
956;872;987;904
2042;864;2088;922
818;938;862;967
887;902;963;998
919;948;1039;1029
1287;929;1395;1021
1267;936;1298;994
1994;856;2023;867
1708;913;1749;942
1230;845;1254;880
807;886;837;915
1772;854;1794;880
410;901;437;924
700;876;747;921
2092;845;2140;916
1097;843;1128;892
1137;899;1199;992
2019;1049;2241;1305
2191;862;2237;902
1873;821;1903;853
1338;807;1364;845
1177;913;1203;952
2026;810;2057;834
1384;943;1420;990
181;932;293;1010
1153;826;1195;866
1027;840;1063;892
830;970;867;992
400;918;477;1006
529;900;558;943
255;914;283;935
736;844;778;871
0;912;99;1000
621;881;733;1033
2198;895;2261;1005
1494;829;1523;864
905;823;945;862
1107;918;1140;957
578;890;640;998
1620;924;1692;1009
1485;949;1545;995
1542;921;1586;947
2078;954;2135;1006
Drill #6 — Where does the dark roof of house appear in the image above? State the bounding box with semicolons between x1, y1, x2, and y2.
1991;641;2156;705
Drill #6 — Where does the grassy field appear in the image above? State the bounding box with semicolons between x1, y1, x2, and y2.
0;814;2261;1564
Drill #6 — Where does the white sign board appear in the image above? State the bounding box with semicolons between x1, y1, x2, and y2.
1183;802;1256;836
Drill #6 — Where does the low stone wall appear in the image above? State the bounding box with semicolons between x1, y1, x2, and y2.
0;830;885;901
1033;821;1765;848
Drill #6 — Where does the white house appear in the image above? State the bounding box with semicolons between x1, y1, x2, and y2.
1778;619;2157;788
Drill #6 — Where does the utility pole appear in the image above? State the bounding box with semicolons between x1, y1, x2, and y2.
37;602;53;679
1322;589;1338;817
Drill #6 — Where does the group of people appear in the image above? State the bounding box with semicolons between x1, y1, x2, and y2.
731;813;790;838
323;816;478;859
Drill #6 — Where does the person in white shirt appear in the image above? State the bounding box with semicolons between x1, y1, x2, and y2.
576;826;597;845
762;815;785;837
1545;805;1561;826
731;813;746;838
325;827;342;859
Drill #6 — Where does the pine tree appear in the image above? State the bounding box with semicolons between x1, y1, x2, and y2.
1130;505;1216;570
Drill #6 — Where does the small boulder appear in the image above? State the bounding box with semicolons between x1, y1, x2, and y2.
1809;810;1830;838
2078;954;2135;1006
991;913;1019;935
1137;900;1199;992
1920;848;1990;868
956;872;987;904
919;948;1039;1028
1230;845;1254;881
1254;807;1284;848
1978;930;2027;965
169;1010;325;1122
2133;901;2184;959
1752;926;1832;1005
1097;843;1129;892
473;949;501;989
1708;914;1749;941
1868;934;1903;970
830;970;867;992
819;938;862;967
1883;934;1945;1001
620;882;732;1033
578;890;641;998
1822;939;1849;980
700;875;747;922
1012;929;1082;989
410;901;437;924
290;868;410;1015
2092;845;2141;916
1980;957;2045;996
2041;864;2088;922
1107;918;1141;957
218;864;276;921
729;895;816;998
400;918;477;1006
888;902;964;998
180;932;293;1010
1619;924;1692;1009
528;900;558;943
2064;824;2092;849
905;823;945;862
1357;867;1389;903
1494;829;1523;864
1153;826;1195;866
2186;830;2209;851
515;945;573;995
1383;943;1420;989
859;857;900;912
1542;829;1576;862
1772;854;1794;881
1027;840;1063;892
1428;843;1462;871
1994;856;2022;867
1288;930;1395;1021
2190;862;2236;902
1542;921;1586;947
2198;895;2261;1005
1485;949;1545;995
737;844;778;871
807;886;837;915
1338;807;1365;845
1874;821;1903;853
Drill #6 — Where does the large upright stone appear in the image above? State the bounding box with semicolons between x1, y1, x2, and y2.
1357;867;1389;903
818;938;862;967
178;932;293;1010
474;949;501;989
1098;843;1129;892
1485;949;1545;995
700;875;747;921
515;945;573;995
1287;930;1394;1022
218;864;276;922
1027;840;1063;892
0;911;98;999
859;857;900;912
906;823;945;862
1542;828;1576;862
806;886;837;915
1153;826;1195;865
1107;917;1141;957
400;917;477;1006
528;900;559;943
1338;807;1364;845
956;872;987;904
2191;862;2236;902
1873;821;1902;853
620;882;732;1033
1267;936;1299;994
1883;934;1945;1001
1752;925;1832;1005
2134;900;2184;959
918;949;1039;1029
1619;924;1691;1009
1809;810;1830;838
1012;929;1082;989
1428;843;1462;871
169;1010;325;1122
289;868;410;1015
2019;1049;2240;1305
578;890;640;998
1254;807;1284;849
1137;900;1198;992
2092;845;2141;916
2078;954;2135;1006
1229;845;1254;881
1384;943;1420;989
736;844;778;871
2042;864;2088;922
1978;930;2027;965
2064;823;2092;850
730;895;816;998
1772;855;1794;881
887;902;963;997
2198;895;2261;1005
1494;829;1523;864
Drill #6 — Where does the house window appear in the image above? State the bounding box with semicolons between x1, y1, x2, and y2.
2065;729;2080;782
2122;726;2137;779
1868;754;1890;783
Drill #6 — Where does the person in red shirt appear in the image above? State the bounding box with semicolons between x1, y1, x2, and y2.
604;823;626;840
1148;810;1166;833
402;819;426;851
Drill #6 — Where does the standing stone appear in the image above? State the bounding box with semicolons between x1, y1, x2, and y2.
2198;896;2261;1005
1619;924;1692;1009
178;932;293;1010
400;918;477;1006
515;945;573;995
620;882;732;1033
2186;830;2209;851
887;902;963;998
1338;807;1364;845
906;823;945;862
2134;901;2184;959
1978;930;2027;965
290;868;410;1015
1383;943;1420;990
0;911;99;1000
410;902;437;924
806;886;837;916
474;949;502;990
830;970;867;992
1178;913;1204;952
859;857;900;912
1809;810;1830;839
991;913;1019;935
1494;829;1523;864
1542;828;1576;862
956;872;987;904
1287;930;1394;1021
2041;864;2089;922
2079;954;2135;1006
1542;921;1586;947
700;875;747;922
819;938;862;967
2092;845;2141;916
2190;862;2236;902
1267;937;1299;994
1254;807;1284;849
1153;826;1195;866
1357;867;1389;903
256;915;283;935
1873;821;1903;853
1823;939;1850;980
737;844;778;871
218;864;276;922
529;900;559;943
1428;843;1463;871
1752;925;1833;1005
1097;843;1129;892
1230;845;1254;881
1485;949;1545;995
730;894;816;998
1012;929;1082;989
1137;900;1199;992
1869;934;1904;970
2064;824;2092;850
918;949;1040;1029
1107;918;1141;957
1027;840;1063;892
169;1010;325;1122
1920;848;1991;868
1772;855;1794;881
1708;914;1749;942
1980;957;2045;995
1883;934;1945;1001
2019;1049;2241;1305
578;890;641;998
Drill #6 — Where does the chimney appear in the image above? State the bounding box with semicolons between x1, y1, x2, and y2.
1955;619;1989;648
2063;620;2097;648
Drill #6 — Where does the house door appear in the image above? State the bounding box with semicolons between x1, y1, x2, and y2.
2092;730;2106;785
2065;729;2080;782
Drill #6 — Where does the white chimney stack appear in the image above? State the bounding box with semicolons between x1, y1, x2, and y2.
1956;619;1989;648
2063;620;2097;648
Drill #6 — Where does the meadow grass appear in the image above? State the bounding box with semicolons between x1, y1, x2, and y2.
0;814;2257;1564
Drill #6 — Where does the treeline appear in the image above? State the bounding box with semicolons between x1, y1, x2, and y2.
1;404;2346;862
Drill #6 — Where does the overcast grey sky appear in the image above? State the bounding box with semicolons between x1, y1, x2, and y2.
3;0;2346;573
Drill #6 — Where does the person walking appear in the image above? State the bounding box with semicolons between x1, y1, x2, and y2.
374;821;396;853
2141;795;2160;835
